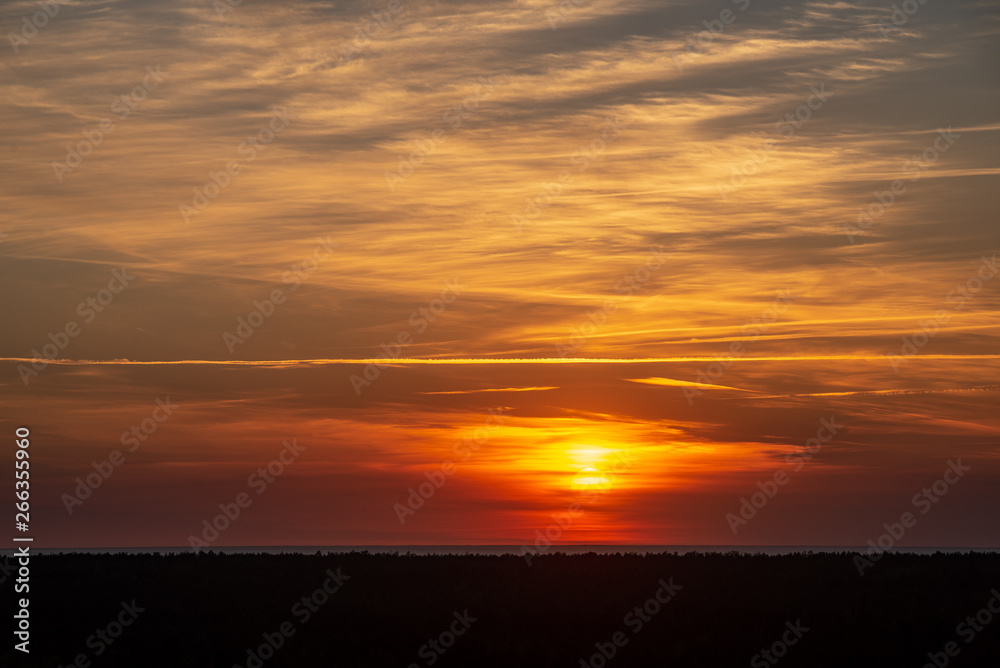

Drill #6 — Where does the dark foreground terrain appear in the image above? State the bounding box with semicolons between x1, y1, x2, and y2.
6;551;999;667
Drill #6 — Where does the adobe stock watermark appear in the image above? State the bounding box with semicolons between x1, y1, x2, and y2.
188;438;305;550
888;254;996;373
393;408;507;524
510;117;627;232
854;459;971;576
52;65;168;182
577;578;682;667
717;84;831;200
6;0;69;53
213;0;243;19
338;0;405;62
17;267;136;385
875;0;933;39
521;448;636;566
407;610;477;668
54;600;145;668
385;74;505;191
545;0;588;30
556;247;667;356
922;589;1000;668
683;290;797;405
179;107;292;224
233;567;349;668
726;417;844;534
750;620;810;667
671;0;751;72
223;235;337;353
350;280;462;394
61;397;180;514
844;128;959;243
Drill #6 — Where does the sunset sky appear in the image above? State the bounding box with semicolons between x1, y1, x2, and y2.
1;0;997;548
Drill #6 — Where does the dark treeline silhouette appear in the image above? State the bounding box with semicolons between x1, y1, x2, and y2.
8;551;999;667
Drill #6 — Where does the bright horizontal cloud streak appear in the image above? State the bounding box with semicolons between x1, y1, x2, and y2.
753;385;1000;398
418;386;559;394
625;377;753;392
5;354;1000;366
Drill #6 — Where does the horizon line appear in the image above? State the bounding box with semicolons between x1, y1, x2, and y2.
5;354;1000;367
11;544;1000;549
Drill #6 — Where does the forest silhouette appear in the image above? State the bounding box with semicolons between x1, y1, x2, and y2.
11;550;999;667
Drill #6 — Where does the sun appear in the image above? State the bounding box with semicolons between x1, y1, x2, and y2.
572;466;611;488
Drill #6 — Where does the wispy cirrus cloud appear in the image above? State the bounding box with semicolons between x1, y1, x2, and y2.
1;0;997;363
